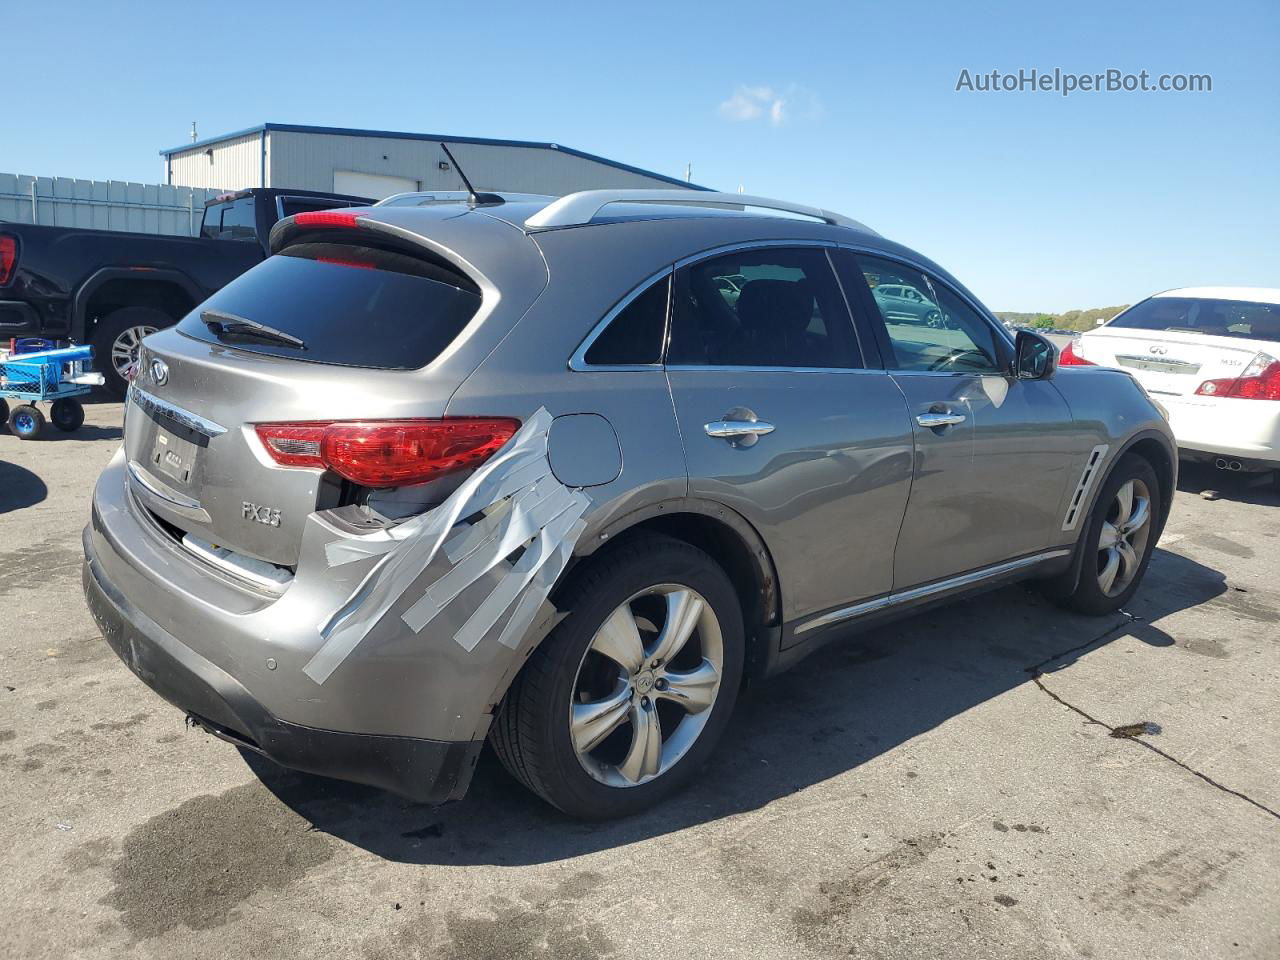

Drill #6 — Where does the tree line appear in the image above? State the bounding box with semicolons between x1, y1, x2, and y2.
996;305;1130;332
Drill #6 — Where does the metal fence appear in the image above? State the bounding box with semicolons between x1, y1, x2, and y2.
0;173;227;237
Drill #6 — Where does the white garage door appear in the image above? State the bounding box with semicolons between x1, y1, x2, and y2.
333;170;420;201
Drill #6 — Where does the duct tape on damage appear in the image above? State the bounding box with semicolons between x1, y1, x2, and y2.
303;408;591;684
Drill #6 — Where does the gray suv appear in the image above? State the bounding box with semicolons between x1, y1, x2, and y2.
82;190;1175;818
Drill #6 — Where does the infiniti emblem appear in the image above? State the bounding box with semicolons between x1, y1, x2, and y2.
1148;345;1168;355
150;358;169;385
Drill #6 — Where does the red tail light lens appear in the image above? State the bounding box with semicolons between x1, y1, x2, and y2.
1058;339;1095;366
255;418;519;487
0;234;17;285
1195;353;1280;401
291;210;366;229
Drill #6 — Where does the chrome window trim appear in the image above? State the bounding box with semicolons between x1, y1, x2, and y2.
673;237;829;270
128;384;227;438
666;365;885;375
794;548;1071;636
568;267;673;373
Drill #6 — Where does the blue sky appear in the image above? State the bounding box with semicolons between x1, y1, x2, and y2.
5;0;1276;311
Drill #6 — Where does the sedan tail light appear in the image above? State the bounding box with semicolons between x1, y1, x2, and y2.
1057;340;1095;366
255;418;519;487
0;234;17;286
1195;352;1280;401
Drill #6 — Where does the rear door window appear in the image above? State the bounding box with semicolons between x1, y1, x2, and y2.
176;241;481;370
667;247;862;368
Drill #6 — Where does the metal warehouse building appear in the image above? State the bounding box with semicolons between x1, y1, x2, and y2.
161;123;703;199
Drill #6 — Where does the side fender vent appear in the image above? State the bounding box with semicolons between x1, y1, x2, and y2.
1062;444;1109;531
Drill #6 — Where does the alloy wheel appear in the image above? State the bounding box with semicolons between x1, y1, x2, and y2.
110;325;158;379
1096;478;1152;597
569;584;724;788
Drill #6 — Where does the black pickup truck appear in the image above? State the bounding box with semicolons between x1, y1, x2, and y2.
0;187;372;396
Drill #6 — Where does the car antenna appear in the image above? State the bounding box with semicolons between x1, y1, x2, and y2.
440;143;504;207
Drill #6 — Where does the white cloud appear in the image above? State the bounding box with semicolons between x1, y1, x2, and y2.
718;84;822;126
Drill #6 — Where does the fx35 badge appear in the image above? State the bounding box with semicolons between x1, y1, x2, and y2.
242;502;283;527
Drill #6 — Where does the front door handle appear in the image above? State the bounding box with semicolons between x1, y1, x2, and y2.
915;411;966;428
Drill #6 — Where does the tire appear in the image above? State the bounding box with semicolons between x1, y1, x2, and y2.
8;404;45;440
50;397;85;432
491;533;745;819
0;399;8;425
1054;453;1162;615
91;306;168;398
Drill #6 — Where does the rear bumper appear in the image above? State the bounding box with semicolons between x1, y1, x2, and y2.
0;300;41;333
1158;394;1280;464
83;530;482;804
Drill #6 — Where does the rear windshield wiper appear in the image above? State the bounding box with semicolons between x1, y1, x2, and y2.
201;309;307;350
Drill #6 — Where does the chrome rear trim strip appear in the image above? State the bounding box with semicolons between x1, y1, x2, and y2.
181;534;292;596
129;384;227;438
795;548;1072;636
126;460;211;523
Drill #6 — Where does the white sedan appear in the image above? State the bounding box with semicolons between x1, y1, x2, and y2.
1063;287;1280;475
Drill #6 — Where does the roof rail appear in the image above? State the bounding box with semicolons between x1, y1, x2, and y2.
524;189;876;233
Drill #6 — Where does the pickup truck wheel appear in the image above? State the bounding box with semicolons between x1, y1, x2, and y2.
50;398;85;432
92;307;165;398
8;404;45;440
0;400;8;425
491;534;744;819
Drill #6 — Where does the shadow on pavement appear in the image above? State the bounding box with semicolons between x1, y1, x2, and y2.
1177;460;1279;507
247;545;1225;866
0;459;48;513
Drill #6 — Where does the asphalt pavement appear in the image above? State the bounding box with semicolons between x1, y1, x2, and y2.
1;401;1277;960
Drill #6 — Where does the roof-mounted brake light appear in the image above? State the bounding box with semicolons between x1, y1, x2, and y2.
292;210;367;229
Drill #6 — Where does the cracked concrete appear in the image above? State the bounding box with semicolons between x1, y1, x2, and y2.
1;404;1278;960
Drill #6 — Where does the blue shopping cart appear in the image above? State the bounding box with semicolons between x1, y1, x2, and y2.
1;344;102;439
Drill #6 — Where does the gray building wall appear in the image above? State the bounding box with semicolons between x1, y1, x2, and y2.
166;131;261;190
164;126;697;197
264;130;685;195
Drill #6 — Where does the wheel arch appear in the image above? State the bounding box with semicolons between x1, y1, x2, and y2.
579;498;782;647
72;268;202;341
475;498;784;737
1055;428;1177;595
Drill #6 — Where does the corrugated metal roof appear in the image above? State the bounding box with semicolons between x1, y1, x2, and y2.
160;123;710;190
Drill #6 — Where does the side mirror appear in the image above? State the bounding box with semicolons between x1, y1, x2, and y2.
1014;330;1057;380
1095;317;1106;326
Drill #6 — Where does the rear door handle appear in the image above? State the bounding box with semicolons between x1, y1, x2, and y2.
915;411;966;428
704;420;776;438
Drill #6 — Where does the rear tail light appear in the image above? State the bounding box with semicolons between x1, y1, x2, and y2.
0;234;17;285
1058;340;1095;366
1195;352;1280;401
292;210;366;229
255;418;519;487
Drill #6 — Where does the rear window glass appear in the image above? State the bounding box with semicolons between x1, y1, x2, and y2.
176;242;481;370
1110;297;1280;342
